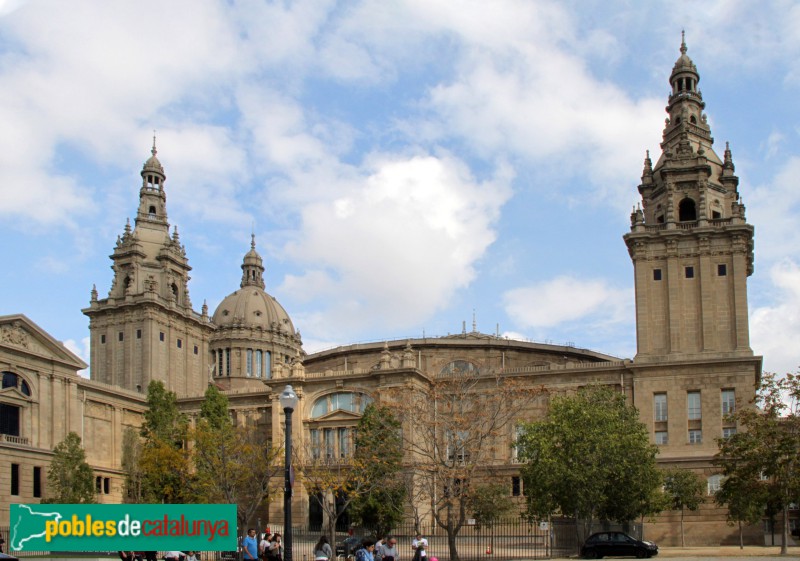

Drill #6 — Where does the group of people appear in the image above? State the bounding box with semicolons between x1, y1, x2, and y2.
118;551;195;561
242;528;284;561
355;533;430;561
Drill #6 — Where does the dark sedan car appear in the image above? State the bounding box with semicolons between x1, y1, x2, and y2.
581;532;658;559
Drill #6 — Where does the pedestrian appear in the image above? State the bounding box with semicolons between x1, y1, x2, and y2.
411;534;428;561
314;535;333;561
260;532;271;560
243;528;259;561
165;552;186;561
267;533;283;561
355;539;375;561
379;536;399;561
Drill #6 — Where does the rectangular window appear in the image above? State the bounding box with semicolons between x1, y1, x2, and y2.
265;351;272;379
96;476;102;492
655;431;668;445
338;427;350;458
653;269;662;281
685;266;695;279
310;429;320;460
654;393;668;422
718;264;727;276
101;334;106;344
217;351;223;377
689;429;702;444
722;389;735;416
33;466;42;498
159;332;165;342
324;428;335;459
688;391;702;420
11;463;19;495
177;339;182;349
255;351;262;378
246;349;253;377
225;348;231;376
136;329;142;339
512;476;522;497
103;477;110;494
193;345;198;355
118;332;124;342
722;427;737;439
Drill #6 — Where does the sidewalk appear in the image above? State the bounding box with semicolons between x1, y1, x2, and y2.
657;545;791;557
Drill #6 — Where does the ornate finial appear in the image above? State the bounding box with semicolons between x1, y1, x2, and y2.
172;225;180;242
251;233;256;250
124;218;131;236
152;130;157;157
680;30;687;55
91;284;98;302
202;299;208;317
723;141;735;170
472;308;477;332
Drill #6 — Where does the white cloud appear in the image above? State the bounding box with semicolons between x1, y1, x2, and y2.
751;259;800;376
63;336;90;378
280;153;513;338
503;275;631;330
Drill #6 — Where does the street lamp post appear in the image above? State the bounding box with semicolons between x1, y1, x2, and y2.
279;385;298;561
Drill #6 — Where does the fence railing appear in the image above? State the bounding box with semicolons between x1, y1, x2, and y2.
1;518;639;560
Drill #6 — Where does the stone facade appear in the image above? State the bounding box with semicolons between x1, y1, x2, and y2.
0;39;768;546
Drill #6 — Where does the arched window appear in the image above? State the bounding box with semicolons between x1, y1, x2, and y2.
310;392;373;419
1;371;32;437
171;283;179;301
2;372;30;395
678;198;697;221
439;360;480;378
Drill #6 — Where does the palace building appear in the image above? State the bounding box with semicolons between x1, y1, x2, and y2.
0;38;763;546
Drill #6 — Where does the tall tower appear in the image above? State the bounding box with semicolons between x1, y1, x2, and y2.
623;34;754;363
83;141;214;395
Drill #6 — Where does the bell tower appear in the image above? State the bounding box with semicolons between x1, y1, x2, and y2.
623;34;755;362
83;140;214;395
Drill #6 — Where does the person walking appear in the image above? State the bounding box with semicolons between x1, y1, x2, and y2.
314;536;333;561
243;528;259;561
379;536;398;561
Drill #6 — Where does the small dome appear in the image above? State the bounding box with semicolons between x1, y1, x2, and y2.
141;137;165;178
212;287;296;334
671;32;698;77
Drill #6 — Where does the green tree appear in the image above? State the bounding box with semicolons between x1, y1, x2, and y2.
516;385;662;539
468;482;515;525
662;467;704;547
192;385;282;529
140;380;191;503
44;432;95;503
121;426;144;503
348;403;406;537
714;372;800;554
714;472;766;549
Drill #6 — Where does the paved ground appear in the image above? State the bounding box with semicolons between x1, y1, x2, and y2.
655;545;794;558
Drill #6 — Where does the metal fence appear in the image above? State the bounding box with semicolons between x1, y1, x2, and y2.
1;518;639;560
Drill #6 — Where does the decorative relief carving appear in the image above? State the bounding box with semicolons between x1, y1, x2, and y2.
1;322;29;348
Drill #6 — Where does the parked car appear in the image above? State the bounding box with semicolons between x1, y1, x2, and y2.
335;536;363;557
581;532;658;559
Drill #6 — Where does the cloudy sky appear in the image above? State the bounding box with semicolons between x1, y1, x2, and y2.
2;0;799;377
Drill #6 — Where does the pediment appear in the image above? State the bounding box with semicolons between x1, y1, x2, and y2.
310;409;363;423
0;386;33;406
0;314;88;371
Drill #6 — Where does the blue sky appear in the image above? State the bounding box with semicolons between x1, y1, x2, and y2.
2;0;800;377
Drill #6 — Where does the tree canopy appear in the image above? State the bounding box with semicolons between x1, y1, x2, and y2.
516;385;661;536
714;372;800;554
45;431;95;503
348;403;406;537
661;467;704;547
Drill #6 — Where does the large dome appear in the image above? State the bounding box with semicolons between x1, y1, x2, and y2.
212;287;295;334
